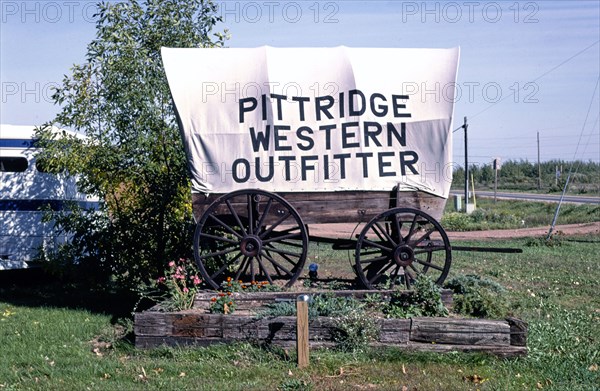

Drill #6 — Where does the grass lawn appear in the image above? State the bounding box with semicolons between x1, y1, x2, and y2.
441;198;600;231
1;232;598;390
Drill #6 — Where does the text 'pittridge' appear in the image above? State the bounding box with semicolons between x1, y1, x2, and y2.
230;89;422;184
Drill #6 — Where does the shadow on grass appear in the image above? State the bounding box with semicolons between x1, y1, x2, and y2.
0;268;146;321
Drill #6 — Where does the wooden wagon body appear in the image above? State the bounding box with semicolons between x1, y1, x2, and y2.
192;189;446;224
163;46;460;290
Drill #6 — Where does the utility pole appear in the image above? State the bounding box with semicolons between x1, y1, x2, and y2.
463;117;469;212
537;132;541;190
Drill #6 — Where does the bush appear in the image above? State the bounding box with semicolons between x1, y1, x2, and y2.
444;274;509;318
385;275;448;318
441;212;471;231
332;309;380;353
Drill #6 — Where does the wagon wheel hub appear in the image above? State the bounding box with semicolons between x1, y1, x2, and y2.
393;245;414;267
240;235;262;257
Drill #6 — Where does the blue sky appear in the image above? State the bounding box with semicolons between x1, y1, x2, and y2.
1;0;599;165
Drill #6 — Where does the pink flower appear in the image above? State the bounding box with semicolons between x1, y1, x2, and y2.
193;276;201;285
168;261;175;267
183;287;189;293
157;277;166;283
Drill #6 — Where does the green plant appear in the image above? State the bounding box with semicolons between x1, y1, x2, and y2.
140;258;203;311
441;212;472;231
363;293;384;311
309;293;364;318
278;378;313;391
385;275;448;318
525;231;564;247
34;0;227;289
332;308;380;353
444;274;509;318
256;293;365;319
209;291;237;314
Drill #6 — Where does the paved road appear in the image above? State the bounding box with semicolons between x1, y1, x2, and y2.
450;190;600;205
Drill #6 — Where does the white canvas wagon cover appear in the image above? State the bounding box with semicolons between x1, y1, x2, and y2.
162;46;460;198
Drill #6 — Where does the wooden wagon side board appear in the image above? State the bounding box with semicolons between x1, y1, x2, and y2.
192;189;447;225
134;311;528;357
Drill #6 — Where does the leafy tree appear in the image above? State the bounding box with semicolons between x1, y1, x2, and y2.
36;0;227;288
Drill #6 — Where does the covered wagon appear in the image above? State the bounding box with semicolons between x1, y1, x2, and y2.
162;46;460;290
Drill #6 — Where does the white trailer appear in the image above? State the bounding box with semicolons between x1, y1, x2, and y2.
0;124;97;270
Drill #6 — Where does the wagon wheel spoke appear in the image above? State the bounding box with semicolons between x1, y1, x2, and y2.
413;257;444;271
414;246;447;254
247;193;255;235
405;214;419;242
394;215;404;245
250;255;256;282
209;252;243;280
256;198;273;231
412;228;437;247
361;237;393;253
264;243;303;270
372;221;397;247
258;211;292;239
404;267;417;289
198;245;239;259
260;250;294;277
194;189;308;289
262;232;302;244
355;207;451;290
390;265;401;284
234;256;250;281
206;214;243;240
265;239;305;249
262;245;304;259
225;199;247;237
255;255;274;284
367;261;395;284
198;232;239;245
359;254;391;264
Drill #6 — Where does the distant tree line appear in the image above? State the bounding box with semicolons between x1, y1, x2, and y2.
452;159;600;194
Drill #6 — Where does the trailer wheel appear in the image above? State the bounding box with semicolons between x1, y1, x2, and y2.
354;207;451;290
194;189;309;290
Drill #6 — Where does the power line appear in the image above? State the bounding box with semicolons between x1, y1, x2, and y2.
470;40;600;120
547;75;600;239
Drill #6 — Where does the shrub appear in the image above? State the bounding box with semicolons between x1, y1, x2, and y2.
332;308;380;353
384;275;448;318
444;274;509;318
441;212;471;231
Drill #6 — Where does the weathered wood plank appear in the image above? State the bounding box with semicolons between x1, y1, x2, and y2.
506;317;528;347
134;311;527;357
411;317;510;346
134;311;170;336
192;190;447;225
379;318;411;343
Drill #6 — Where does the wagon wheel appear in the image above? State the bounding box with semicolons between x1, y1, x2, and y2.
354;207;451;290
193;189;309;290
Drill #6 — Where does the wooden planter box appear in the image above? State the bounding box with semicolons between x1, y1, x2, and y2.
135;309;527;358
193;289;455;311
